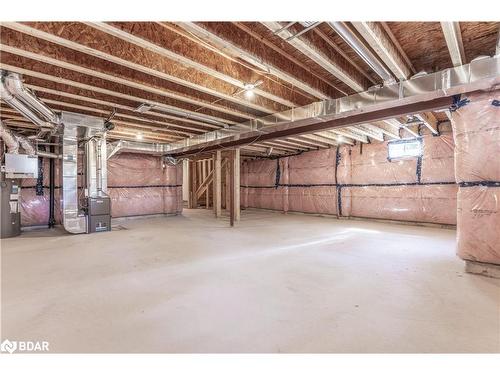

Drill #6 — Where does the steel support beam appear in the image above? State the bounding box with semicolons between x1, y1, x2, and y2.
168;94;456;156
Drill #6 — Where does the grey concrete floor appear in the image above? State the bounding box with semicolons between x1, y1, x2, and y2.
1;209;499;353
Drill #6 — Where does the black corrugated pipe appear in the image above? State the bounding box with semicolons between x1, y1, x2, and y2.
48;144;55;228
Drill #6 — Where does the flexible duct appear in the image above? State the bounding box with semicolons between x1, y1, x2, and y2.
0;120;20;153
15;134;36;156
1;71;109;234
1;119;49;157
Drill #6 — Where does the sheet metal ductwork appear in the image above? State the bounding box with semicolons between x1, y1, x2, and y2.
0;120;36;155
164;55;500;156
327;22;395;83
61;120;86;233
1;70;109;235
86;135;108;197
60;112;108;234
107;140;170;159
0;70;58;131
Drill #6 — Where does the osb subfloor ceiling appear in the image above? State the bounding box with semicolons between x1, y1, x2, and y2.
1;22;498;157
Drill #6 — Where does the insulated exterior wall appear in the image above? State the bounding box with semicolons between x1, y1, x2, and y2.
20;157;62;227
287;149;337;215
241;127;457;225
342;185;457;224
20;152;183;226
452;91;500;264
350;142;417;184
107;152;182;218
342;128;457;224
421;133;455;183
243;159;283;211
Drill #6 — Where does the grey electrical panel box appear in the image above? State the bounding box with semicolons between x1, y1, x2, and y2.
87;197;111;233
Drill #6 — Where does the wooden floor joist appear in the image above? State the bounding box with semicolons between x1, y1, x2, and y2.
2;22;282;116
1;21;498;156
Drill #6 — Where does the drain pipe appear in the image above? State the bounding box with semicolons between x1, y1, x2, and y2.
327;22;395;83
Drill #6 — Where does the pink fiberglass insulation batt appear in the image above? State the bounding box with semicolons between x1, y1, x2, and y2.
20;152;183;226
342;185;457;224
420;133;455;183
452;91;500;264
349;141;417;184
20;189;62;227
457;186;500;264
287;149;337;215
453;92;500;182
20;159;61;226
288;148;337;185
241;127;457;225
243;158;283;211
107;152;182;218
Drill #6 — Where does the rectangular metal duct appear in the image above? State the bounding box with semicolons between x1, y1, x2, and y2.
163;55;500;156
0;70;58;129
1;71;109;235
107;140;171;159
61;112;107;234
62;120;86;234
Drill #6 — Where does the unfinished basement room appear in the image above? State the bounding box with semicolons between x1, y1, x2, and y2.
1;11;500;359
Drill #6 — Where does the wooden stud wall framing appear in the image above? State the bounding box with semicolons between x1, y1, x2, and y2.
184;148;239;226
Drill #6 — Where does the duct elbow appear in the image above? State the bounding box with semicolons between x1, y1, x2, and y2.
4;72;58;125
1;70;59;130
0;120;20;153
16;135;37;156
